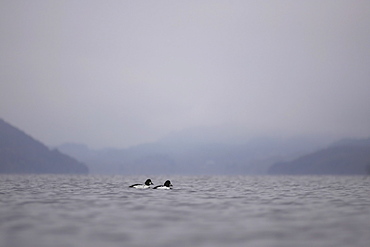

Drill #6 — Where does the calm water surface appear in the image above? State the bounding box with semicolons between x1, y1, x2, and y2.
0;175;369;247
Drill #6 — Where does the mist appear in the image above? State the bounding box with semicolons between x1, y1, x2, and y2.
1;1;370;149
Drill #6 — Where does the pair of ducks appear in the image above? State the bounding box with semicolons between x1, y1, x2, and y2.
129;179;172;190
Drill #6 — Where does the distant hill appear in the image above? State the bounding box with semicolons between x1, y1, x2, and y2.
58;131;329;175
268;138;370;175
0;119;88;174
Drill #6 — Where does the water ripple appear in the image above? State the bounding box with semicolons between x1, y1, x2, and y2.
0;175;369;247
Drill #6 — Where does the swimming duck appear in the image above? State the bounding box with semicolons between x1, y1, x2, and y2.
129;179;153;189
153;180;172;190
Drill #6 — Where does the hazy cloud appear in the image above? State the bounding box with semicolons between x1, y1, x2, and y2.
1;1;370;148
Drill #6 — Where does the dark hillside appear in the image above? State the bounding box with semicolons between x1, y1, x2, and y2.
0;119;88;174
268;138;370;175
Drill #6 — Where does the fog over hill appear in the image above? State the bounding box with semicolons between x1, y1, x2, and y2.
3;116;363;176
57;127;330;175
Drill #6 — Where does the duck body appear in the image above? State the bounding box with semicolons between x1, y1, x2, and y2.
129;179;153;189
153;180;173;190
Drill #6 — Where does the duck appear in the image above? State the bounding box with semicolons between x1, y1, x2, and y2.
153;180;172;190
129;179;153;189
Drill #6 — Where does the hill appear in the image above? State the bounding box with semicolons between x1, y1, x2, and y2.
268;138;370;175
58;129;329;175
0;119;88;174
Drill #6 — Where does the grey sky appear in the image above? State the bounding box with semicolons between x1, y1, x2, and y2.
1;1;370;149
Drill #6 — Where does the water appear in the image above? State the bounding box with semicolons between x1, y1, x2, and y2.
0;175;369;247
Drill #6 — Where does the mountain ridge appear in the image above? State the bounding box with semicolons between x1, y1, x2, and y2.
57;134;328;175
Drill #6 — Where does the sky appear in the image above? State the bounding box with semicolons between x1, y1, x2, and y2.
1;0;370;149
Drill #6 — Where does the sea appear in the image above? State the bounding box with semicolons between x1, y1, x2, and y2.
0;175;369;247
